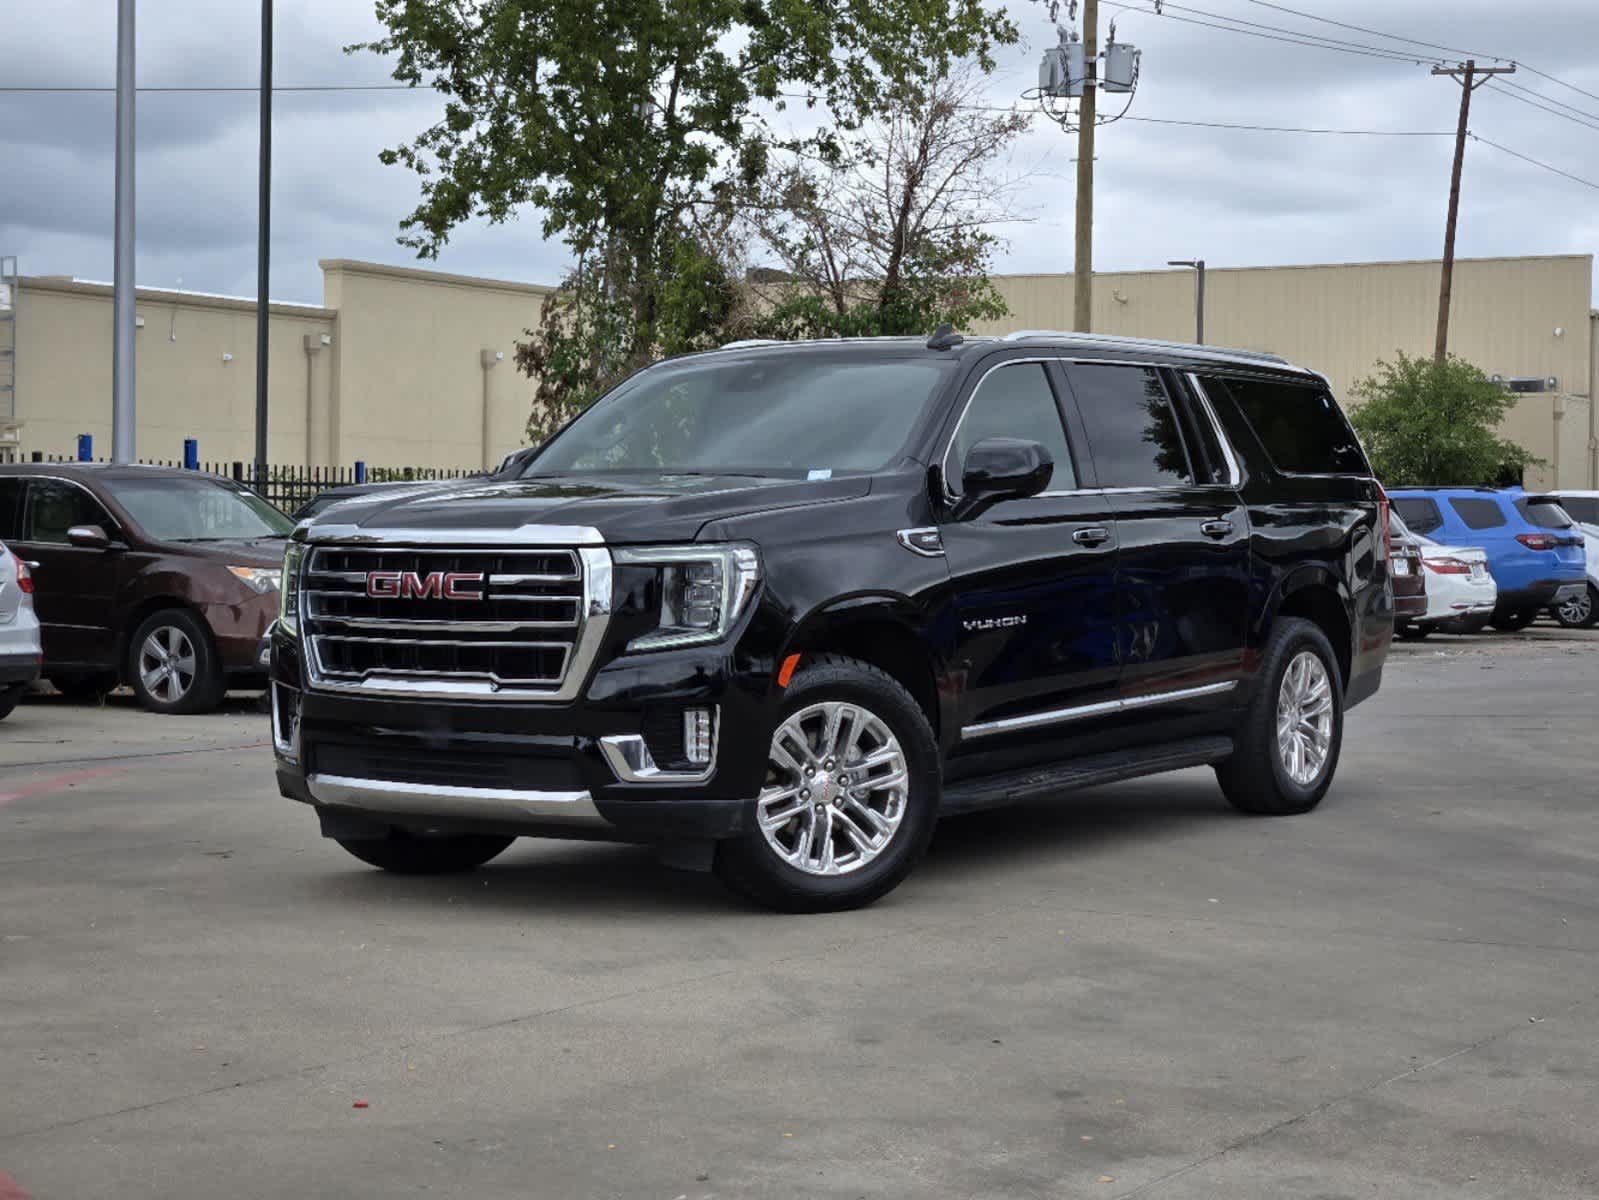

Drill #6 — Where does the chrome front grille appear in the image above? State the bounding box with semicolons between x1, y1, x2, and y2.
301;543;609;699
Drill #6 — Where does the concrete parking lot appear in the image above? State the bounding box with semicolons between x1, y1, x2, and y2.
2;632;1597;1199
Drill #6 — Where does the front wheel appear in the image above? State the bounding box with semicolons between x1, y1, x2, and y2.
336;831;515;874
715;655;940;913
1217;618;1343;816
1552;584;1598;630
127;609;226;714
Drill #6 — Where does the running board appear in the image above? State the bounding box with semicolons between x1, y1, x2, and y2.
940;735;1235;816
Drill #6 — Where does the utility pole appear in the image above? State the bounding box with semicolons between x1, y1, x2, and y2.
1073;0;1098;333
255;0;274;488
1431;59;1514;363
111;0;136;463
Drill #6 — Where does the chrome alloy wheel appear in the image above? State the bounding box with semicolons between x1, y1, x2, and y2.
1276;650;1334;787
139;625;198;705
756;701;910;877
1557;588;1593;626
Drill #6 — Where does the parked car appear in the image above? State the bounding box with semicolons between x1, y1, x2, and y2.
1387;488;1586;632
1538;490;1599;628
269;331;1395;911
1388;512;1496;639
292;482;413;523
1389;516;1427;626
0;464;293;713
0;541;42;720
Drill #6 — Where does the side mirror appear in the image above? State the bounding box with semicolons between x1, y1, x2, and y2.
66;524;111;550
955;438;1053;516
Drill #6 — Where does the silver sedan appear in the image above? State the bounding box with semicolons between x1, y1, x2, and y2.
0;541;42;719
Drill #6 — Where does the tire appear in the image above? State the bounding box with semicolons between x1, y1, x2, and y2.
335;830;514;874
1216;617;1343;816
127;608;226;714
714;654;940;913
1551;583;1598;630
1489;608;1536;633
1395;621;1430;642
50;673;117;702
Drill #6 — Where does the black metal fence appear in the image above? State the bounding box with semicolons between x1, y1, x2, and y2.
0;450;482;514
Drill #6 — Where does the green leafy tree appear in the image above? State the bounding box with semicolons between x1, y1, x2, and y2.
748;62;1027;339
353;0;1020;436
1349;352;1543;486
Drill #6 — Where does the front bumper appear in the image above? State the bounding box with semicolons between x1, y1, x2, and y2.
270;625;773;844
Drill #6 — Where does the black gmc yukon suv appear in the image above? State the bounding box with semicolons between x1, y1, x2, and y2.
270;331;1394;912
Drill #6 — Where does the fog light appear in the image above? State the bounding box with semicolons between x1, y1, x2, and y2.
272;683;301;763
683;708;714;766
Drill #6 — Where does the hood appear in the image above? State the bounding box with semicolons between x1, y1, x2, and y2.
158;537;288;568
297;471;874;545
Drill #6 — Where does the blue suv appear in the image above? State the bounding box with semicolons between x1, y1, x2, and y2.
1389;488;1587;631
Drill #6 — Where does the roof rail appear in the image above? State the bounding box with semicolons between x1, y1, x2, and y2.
714;338;783;351
999;329;1293;367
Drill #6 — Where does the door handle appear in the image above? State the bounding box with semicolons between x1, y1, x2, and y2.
1200;520;1233;539
21;560;40;570
1072;526;1112;547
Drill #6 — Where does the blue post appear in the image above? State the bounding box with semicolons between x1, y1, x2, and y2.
183;438;199;470
77;434;93;461
354;460;367;484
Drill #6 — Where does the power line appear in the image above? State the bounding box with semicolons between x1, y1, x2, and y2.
1483;80;1599;134
1471;133;1599;193
1123;115;1451;136
1517;63;1599;107
1495;78;1599;125
1107;2;1434;65
1236;0;1504;62
0;84;423;94
1125;0;1443;65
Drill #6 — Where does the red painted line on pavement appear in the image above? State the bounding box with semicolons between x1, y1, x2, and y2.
0;765;126;809
0;1170;33;1200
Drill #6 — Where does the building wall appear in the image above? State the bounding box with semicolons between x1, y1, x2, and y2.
982;254;1595;489
321;260;551;470
9;278;334;466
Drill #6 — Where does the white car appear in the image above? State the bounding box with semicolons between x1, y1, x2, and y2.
1540;490;1599;628
1390;513;1497;639
0;540;43;720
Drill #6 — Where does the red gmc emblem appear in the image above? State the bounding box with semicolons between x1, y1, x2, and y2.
365;570;485;600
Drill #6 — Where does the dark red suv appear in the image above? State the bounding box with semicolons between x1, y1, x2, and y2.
0;464;291;713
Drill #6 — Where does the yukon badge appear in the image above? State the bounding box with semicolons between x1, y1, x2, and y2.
963;615;1027;632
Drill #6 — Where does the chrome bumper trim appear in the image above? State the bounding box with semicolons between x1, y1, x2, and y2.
307;773;609;829
598;707;719;783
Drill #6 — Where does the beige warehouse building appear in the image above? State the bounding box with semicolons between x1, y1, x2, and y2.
2;252;1594;488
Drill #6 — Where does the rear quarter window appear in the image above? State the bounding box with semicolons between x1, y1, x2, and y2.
1203;375;1367;475
1515;498;1574;529
1449;497;1508;530
1392;498;1442;535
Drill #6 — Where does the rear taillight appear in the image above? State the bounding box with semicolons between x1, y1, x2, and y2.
1424;557;1471;575
12;555;32;594
1376;482;1392;559
1517;533;1559;551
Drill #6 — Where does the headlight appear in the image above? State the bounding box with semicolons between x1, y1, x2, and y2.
613;543;761;652
228;565;282;594
278;544;307;636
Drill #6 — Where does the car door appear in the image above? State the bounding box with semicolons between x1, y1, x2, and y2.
14;477;123;669
1059;362;1250;712
935;356;1119;746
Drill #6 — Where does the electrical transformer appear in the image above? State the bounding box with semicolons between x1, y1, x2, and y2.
1102;41;1140;93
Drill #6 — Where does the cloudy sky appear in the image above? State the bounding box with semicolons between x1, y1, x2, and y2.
2;0;1596;306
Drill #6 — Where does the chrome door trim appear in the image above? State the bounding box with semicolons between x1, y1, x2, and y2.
939;356;1069;504
1184;373;1244;487
961;680;1238;740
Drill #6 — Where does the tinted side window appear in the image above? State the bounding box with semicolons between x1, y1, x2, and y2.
1516;498;1574;529
0;478;21;539
1206;376;1367;475
1449;497;1508;530
1559;497;1599;525
22;479;114;544
1392;498;1443;535
949;363;1077;493
1067;365;1193;488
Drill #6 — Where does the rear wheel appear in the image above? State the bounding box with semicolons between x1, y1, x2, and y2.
1490;608;1536;632
715;655;939;913
1217;618;1343;816
127;609;226;714
1552;584;1597;629
335;831;514;874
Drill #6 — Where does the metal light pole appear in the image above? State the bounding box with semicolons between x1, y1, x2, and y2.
111;0;136;463
255;0;273;488
1168;259;1205;344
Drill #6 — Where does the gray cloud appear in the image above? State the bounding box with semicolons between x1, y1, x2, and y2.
1;0;1594;305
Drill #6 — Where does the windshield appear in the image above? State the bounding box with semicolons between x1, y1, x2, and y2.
524;352;956;478
104;476;294;541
